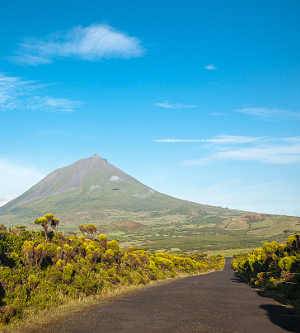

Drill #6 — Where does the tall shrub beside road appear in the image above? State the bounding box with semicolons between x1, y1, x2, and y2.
0;217;224;325
232;234;300;301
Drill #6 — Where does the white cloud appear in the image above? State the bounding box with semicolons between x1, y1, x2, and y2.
0;195;19;208
184;140;300;165
284;136;300;142
205;179;244;190
36;129;69;136
0;159;45;207
202;135;260;144
10;23;145;66
204;64;217;70
236;107;300;120
210;112;225;116
215;144;300;164
35;96;83;112
0;73;38;110
154;139;202;143
154;135;260;144
244;180;283;190
155;102;197;109
0;72;82;112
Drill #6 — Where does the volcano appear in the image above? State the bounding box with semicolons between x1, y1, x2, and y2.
0;154;240;226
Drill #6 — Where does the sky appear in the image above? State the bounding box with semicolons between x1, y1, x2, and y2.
0;0;299;216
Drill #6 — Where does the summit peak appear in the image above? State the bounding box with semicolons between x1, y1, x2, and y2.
90;154;107;162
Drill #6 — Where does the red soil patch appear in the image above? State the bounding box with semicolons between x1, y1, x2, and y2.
115;220;149;233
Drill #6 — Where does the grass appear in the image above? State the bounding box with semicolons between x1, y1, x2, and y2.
7;212;297;255
206;248;256;257
118;227;268;253
2;205;300;256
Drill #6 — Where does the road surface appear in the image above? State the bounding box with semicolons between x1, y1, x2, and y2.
41;258;300;332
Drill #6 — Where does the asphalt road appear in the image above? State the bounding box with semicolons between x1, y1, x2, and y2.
42;258;300;333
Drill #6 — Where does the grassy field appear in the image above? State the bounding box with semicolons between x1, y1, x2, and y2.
2;206;300;255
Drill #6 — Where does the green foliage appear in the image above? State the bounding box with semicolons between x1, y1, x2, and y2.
99;234;108;241
0;221;224;326
79;223;98;239
28;275;39;288
34;213;59;241
232;234;300;300
15;225;27;230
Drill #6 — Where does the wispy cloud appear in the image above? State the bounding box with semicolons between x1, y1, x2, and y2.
215;144;300;164
0;73;39;110
201;135;260;144
154;135;260;144
0;72;82;112
205;179;243;190
9;23;145;66
204;64;217;70
154;139;201;143
210;112;225;116
0;195;17;208
244;180;283;190
236;107;300;120
284;136;300;142
155;102;197;109
184;138;300;165
36;129;69;136
31;96;83;112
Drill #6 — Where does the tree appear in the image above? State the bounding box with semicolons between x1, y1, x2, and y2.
79;224;86;236
85;224;98;239
34;217;48;241
78;224;98;239
0;224;6;232
34;214;60;241
51;218;59;233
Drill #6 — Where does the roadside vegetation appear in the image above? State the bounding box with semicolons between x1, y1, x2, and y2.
232;234;300;314
0;215;224;327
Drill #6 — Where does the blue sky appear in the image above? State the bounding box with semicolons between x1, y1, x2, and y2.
0;0;299;216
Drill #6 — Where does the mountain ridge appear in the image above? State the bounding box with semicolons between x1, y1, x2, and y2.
0;154;243;225
0;154;153;212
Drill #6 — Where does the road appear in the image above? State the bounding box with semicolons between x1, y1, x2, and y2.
41;258;300;332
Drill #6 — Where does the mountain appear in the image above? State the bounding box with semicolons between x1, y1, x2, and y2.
0;154;242;225
1;154;299;254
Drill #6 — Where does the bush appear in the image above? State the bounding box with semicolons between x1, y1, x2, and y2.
232;234;300;300
0;221;224;326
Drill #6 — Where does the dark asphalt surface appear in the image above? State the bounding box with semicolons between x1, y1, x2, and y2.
42;258;300;332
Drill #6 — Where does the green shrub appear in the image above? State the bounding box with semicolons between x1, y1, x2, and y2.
232;234;300;301
0;221;224;326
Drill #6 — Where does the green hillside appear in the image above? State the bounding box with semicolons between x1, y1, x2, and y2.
0;155;299;254
0;154;244;226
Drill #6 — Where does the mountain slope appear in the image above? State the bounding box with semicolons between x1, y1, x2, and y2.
1;154;299;253
0;154;242;225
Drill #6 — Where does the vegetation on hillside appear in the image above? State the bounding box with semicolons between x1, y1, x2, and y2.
0;215;224;325
1;155;299;257
232;234;300;311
